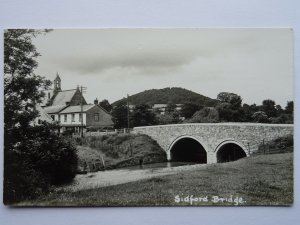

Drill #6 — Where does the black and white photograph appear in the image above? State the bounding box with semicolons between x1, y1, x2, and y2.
3;28;294;206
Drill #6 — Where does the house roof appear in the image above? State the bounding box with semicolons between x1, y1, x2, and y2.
153;104;167;108
36;105;53;122
59;104;95;114
43;105;68;114
52;89;77;106
40;89;54;106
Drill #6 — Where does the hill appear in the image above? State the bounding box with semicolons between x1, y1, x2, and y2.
112;87;217;106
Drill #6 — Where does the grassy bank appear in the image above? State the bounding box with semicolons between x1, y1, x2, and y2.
19;152;293;206
75;134;167;172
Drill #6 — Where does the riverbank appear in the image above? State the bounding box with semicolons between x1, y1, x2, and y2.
17;152;293;206
75;134;167;172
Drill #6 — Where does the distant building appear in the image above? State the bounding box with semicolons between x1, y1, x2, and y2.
152;103;183;115
125;103;183;115
175;104;183;111
152;104;167;115
40;73;113;133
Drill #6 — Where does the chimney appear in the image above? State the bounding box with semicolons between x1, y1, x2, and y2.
94;98;99;105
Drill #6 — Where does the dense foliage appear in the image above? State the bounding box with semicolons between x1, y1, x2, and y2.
111;103;128;128
181;103;203;119
188;107;219;123
99;99;112;112
130;104;157;127
111;90;293;128
4;29;78;204
111;88;293;128
112;87;218;106
4;122;78;203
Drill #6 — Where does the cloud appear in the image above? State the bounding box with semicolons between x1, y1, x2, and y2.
33;29;293;106
50;47;201;75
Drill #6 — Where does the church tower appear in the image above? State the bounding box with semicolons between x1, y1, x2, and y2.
54;72;61;92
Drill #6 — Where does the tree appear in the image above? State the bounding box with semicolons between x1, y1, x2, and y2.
131;104;157;127
99;99;112;112
158;113;180;125
217;92;242;109
216;92;244;122
189;107;219;123
216;102;244;122
4;122;78;204
285;101;294;114
4;29;78;204
181;103;202;119
252;111;269;123
261;99;277;117
4;29;52;130
165;102;177;114
111;103;128;128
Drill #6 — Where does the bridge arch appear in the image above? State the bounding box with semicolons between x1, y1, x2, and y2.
215;140;248;163
167;135;208;163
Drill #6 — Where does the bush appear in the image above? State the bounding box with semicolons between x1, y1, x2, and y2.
270;135;293;149
4;122;78;204
188;107;219;123
258;135;294;154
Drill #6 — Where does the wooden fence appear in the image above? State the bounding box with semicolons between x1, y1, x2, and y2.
82;128;132;137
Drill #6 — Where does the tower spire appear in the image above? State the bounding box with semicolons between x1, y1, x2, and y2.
54;72;61;91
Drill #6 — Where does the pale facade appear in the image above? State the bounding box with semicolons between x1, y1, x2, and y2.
40;74;113;133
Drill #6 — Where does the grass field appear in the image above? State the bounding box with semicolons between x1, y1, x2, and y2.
18;152;293;206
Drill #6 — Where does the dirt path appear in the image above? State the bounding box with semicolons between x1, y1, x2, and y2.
60;164;206;192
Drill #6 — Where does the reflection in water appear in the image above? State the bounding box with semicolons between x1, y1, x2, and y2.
124;161;197;171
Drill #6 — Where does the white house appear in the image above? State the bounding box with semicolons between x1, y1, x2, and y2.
40;74;113;133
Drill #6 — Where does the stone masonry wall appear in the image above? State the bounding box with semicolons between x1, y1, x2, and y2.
133;123;294;163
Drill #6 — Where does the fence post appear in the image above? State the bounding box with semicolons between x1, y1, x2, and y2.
101;155;105;170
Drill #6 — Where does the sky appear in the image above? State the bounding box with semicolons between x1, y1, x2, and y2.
32;29;293;107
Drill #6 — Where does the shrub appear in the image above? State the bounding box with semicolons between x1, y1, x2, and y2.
4;122;78;204
188;107;219;123
258;135;294;154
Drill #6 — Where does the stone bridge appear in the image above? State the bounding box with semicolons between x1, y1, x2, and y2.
133;123;293;164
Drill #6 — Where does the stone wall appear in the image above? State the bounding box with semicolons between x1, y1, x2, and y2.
133;123;294;163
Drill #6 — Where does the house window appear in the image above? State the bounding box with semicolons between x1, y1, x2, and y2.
59;115;61;122
72;114;75;122
79;113;82;122
94;113;99;121
51;115;55;121
48;93;50;99
64;114;67;122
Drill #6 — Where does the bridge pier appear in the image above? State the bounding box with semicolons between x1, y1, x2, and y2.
207;152;217;164
166;151;171;161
